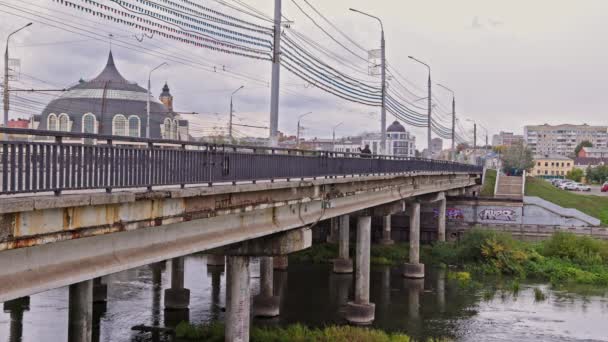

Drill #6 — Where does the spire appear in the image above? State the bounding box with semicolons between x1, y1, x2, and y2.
88;51;128;84
160;82;171;97
106;50;115;67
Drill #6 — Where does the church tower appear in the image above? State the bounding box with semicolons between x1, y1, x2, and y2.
159;82;173;112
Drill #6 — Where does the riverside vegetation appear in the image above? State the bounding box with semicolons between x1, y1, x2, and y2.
292;230;608;286
174;322;436;342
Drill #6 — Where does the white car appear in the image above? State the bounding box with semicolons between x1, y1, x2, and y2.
559;182;577;190
575;183;591;192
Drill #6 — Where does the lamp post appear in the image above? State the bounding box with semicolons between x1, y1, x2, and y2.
408;56;432;158
147;62;168;139
229;85;244;143
4;22;32;127
437;83;456;161
466;119;477;150
350;8;386;154
296;111;312;148
332;122;343;151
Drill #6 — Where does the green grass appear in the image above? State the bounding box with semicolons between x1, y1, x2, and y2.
480;169;497;197
175;322;434;342
525;177;608;225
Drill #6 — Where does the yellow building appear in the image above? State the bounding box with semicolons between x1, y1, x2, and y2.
532;154;574;178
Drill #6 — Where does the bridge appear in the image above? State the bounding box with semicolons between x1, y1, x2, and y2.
0;128;481;341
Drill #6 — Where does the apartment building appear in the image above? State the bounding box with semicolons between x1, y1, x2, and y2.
524;124;608;156
491;131;523;147
532;154;574;178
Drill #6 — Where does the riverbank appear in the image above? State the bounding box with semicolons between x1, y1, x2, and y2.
175;322;429;341
292;230;608;286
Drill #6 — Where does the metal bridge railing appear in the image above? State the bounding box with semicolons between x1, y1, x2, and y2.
0;128;482;195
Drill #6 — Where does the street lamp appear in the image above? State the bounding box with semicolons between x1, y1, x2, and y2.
332;122;344;151
437;83;456;161
229;85;245;143
147;62;168;138
466;119;478;150
408;56;432;158
350;8;386;154
296;111;312;148
4;22;32;127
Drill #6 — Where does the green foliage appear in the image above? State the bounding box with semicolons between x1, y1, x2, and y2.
574;140;593;156
501;141;535;173
289;243;338;264
448;271;471;283
176;323;423;342
427;230;608;286
586;165;608;184
566;168;584;182
525;176;608;225
480;169;497;197
291;242;410;266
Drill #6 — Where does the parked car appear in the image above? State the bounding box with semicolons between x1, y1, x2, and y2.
554;179;568;187
575;183;591;192
559;182;577;190
601;182;608;192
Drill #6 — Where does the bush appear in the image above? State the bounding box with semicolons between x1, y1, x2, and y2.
540;232;608;265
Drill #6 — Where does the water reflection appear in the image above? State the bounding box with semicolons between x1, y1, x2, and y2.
0;257;607;342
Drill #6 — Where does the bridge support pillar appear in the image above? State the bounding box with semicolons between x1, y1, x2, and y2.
404;202;424;278
3;296;29;342
273;255;288;271
327;217;339;243
68;279;92;342
379;215;394;245
253;256;280;317
92;277;107;304
206;254;225;267
438;198;446;242
226;255;250;342
333;215;353;274
207;263;223;321
345;215;375;325
164;257;190;311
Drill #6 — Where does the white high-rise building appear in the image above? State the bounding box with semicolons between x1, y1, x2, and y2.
361;121;416;157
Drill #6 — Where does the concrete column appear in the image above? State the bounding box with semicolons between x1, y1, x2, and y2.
164;257;190;310
344;215;375;325
273;255;288;271
404;202;425;278
438;198;446;242
3;297;29;342
333;215;353;273
253;256;280;317
92;277;107;304
207;254;226;267
225;256;250;342
208;265;223;321
405;278;424;319
379;215;394;245
326;217;339;243
68;280;93;342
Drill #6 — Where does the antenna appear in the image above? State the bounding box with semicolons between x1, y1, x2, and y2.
108;33;114;50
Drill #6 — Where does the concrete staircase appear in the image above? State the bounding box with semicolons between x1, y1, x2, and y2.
495;175;524;199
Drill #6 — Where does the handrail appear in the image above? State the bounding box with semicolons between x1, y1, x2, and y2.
0;127;483;195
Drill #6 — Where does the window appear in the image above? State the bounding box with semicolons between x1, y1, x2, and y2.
112;114;127;136
58;113;70;132
545;162;548;167
537;162;541;166
47;113;57;131
82;113;95;134
128;115;140;137
567;163;571;167
163;118;172;139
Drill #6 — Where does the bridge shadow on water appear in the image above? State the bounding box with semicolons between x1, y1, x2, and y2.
0;254;607;342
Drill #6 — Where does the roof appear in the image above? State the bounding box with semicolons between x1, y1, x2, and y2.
161;82;171;97
387;120;406;132
574;157;608;166
534;154;573;161
581;147;608;153
69;51;147;93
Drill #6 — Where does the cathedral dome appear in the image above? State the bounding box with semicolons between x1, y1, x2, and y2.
39;52;178;139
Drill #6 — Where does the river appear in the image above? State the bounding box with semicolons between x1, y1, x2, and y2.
1;254;607;341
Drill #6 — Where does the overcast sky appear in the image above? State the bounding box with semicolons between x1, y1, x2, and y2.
2;0;607;148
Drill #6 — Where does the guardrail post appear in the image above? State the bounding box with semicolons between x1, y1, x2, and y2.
105;139;112;193
54;136;62;196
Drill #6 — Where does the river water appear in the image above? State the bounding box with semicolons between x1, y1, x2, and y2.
1;254;607;341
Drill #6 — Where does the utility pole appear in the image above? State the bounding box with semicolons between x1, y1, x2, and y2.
349;9;385;154
269;0;282;147
229;85;244;144
437;83;456;161
147;62;168;139
4;23;32;127
332;122;343;151
473;123;477;150
295;111;312;148
408;56;432;158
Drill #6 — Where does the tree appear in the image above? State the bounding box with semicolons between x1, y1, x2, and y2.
501;141;535;174
574;141;593;157
586;165;608;184
566;168;584;182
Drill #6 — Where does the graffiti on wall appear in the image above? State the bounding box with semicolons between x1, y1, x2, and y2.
433;208;464;221
478;208;518;222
